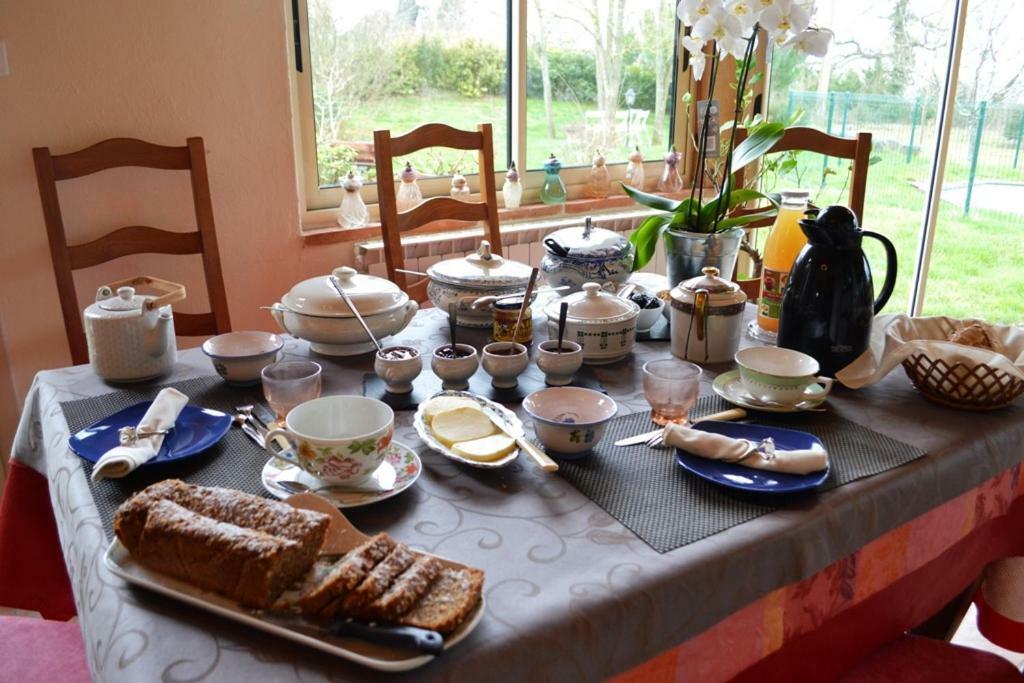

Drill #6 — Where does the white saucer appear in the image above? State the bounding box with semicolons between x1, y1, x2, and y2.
712;369;828;413
262;441;421;508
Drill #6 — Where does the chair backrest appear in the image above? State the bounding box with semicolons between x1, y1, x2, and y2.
373;123;503;302
33;137;231;365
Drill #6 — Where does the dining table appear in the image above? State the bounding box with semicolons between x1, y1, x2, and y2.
4;304;1024;682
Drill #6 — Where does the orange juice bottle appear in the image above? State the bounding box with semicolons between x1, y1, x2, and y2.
757;190;810;334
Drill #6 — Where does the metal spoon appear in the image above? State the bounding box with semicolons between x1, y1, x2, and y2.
468;286;569;310
447;303;458;356
329;275;383;355
557;301;569;354
508;268;539;353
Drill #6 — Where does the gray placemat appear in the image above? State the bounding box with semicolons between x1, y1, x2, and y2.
556;396;927;553
60;376;274;540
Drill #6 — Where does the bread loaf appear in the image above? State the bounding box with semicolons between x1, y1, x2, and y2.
343;555;441;621
297;533;395;615
399;567;485;634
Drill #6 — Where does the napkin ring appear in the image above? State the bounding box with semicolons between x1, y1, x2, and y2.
118;426;171;446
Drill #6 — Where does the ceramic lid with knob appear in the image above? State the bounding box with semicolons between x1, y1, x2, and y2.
671;267;747;306
426;240;532;288
543;217;634;261
86;286;153;319
545;282;640;324
280;266;409;317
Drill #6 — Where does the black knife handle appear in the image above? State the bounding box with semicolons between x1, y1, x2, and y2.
330;619;444;655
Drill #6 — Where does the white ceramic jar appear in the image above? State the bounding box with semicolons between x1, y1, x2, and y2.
269;266;418;356
84;284;178;382
544;282;640;365
670;267;747;364
425;241;533;328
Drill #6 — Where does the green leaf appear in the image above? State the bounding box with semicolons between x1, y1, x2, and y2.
621;183;683;212
628;214;671;271
730;121;785;173
714;208;778;230
726;188;779;210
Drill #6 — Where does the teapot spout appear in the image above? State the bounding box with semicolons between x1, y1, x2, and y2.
145;310;174;358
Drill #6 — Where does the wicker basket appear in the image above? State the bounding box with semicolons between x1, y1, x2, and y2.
902;353;1024;411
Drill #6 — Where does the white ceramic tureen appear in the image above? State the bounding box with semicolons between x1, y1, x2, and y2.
426;240;533;328
540;217;636;292
670;266;747;364
544;282;640;365
269;266;418;356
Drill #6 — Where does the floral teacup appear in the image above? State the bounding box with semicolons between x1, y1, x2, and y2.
264;395;394;484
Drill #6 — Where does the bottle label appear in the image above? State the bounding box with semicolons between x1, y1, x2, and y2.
759;267;789;321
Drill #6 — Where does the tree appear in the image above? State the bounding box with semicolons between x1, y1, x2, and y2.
644;2;675;146
533;0;557;139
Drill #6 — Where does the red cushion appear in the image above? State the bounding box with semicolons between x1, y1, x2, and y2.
840;634;1022;682
0;460;77;620
0;616;90;682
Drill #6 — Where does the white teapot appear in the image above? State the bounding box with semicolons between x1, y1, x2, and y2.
84;276;185;382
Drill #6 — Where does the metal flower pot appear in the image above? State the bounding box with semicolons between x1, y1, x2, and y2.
663;227;744;288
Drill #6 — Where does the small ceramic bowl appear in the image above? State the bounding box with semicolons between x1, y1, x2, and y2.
202;331;284;386
374;345;422;394
635;297;666;332
523;386;617;459
481;342;529;389
430;343;480;391
535;340;583;386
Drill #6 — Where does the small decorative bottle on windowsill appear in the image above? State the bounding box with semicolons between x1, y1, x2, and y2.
540;153;567;205
502;162;522;209
336;171;368;228
625;146;645;191
450;173;471;201
587;150;611;199
657;146;684;193
396;161;423;212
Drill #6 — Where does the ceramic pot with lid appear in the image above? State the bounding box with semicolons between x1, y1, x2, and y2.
540;217;635;292
84;276;184;382
544;282;640;365
269;266;418;356
426;240;533;328
670;267;747;364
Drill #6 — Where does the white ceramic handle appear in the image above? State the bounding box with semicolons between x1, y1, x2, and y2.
812;376;834;397
268;304;292;335
264;427;299;464
402;300;420;327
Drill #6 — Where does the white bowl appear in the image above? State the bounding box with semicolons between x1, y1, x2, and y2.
523;386;617;459
635;297;666;332
202;331;284;386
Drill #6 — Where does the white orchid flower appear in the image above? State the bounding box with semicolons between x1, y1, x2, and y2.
682;34;709;80
725;0;761;30
693;4;743;45
760;0;810;42
784;27;832;57
677;0;718;26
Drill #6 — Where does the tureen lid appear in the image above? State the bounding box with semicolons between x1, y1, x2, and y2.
546;282;639;323
280;266;408;317
544;217;633;260
426;241;532;288
672;267;747;305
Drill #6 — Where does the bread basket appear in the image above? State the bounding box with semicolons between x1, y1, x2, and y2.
901;353;1024;411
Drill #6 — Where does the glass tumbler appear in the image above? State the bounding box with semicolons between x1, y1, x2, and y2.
262;360;322;421
642;359;702;426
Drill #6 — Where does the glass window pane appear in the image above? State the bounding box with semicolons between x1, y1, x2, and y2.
526;0;676;170
923;0;1024;323
762;0;953;315
309;0;509;187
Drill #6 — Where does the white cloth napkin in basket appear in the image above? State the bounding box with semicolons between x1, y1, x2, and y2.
91;388;189;481
663;423;828;475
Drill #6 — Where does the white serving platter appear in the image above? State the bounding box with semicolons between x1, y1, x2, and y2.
413;390;522;468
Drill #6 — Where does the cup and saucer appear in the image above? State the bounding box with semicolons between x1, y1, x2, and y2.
259;395;421;508
713;347;832;414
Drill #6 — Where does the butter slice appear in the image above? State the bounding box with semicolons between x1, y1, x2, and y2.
421;396;480;426
430;406;498;447
452;434;516;462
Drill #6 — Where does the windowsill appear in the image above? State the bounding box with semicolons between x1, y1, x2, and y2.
300;191;688;245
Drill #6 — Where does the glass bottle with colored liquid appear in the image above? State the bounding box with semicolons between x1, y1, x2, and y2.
751;189;810;342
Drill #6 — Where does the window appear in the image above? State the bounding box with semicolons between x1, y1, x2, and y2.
293;0;684;214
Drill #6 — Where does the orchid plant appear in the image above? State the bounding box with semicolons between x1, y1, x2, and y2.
625;0;833;270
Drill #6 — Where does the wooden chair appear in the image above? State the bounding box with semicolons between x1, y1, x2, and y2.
33;137;231;365
373;123;503;302
731;127;872;300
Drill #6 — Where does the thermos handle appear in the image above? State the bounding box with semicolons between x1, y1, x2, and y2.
862;231;897;314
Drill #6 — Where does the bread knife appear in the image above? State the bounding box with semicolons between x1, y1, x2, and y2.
262;612;444;655
476;403;559;473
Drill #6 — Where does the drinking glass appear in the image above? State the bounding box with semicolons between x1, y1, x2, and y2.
642;359;702;426
262;360;322;421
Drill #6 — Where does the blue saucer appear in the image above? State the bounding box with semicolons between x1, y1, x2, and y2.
674;421;829;494
69;401;232;466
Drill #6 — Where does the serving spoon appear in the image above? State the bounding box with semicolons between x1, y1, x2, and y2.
329;275;383;355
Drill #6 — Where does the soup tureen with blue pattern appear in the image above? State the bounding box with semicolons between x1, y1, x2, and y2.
540;217;635;293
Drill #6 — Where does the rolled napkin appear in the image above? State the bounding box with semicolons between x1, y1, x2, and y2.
663;423;828;475
91;388;189;482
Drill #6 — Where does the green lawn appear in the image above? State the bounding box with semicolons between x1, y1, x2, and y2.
334;93;1023;324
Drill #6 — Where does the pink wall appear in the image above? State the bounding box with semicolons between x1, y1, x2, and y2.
0;0;356;412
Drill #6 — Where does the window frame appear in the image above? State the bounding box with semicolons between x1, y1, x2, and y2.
290;0;691;227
